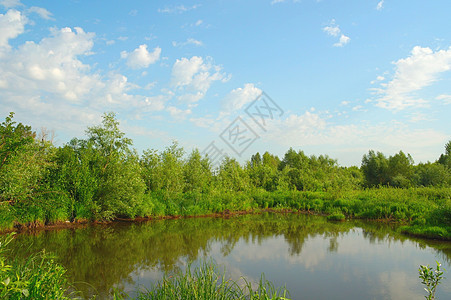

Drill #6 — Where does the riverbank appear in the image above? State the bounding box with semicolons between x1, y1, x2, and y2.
2;187;450;240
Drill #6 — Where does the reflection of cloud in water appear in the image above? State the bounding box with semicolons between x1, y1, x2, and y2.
107;218;451;299
205;242;260;288
377;271;419;300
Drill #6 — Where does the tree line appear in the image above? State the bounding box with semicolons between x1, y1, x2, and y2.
0;112;450;225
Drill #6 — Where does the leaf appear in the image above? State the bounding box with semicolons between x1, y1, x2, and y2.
21;289;29;297
3;277;10;286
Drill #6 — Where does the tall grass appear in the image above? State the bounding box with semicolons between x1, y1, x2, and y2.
115;261;290;300
0;233;75;299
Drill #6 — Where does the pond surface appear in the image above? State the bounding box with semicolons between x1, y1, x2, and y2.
8;213;451;299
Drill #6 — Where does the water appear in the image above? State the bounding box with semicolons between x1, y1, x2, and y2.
8;213;451;299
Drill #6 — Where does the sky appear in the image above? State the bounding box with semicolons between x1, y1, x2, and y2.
1;0;450;166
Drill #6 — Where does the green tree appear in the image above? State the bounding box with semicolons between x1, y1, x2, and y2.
0;112;35;169
414;163;450;187
75;112;146;219
183;149;212;193
437;140;451;169
158;141;185;194
218;157;249;192
361;150;390;187
140;148;162;192
388;151;414;187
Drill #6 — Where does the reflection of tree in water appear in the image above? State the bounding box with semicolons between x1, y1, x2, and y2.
8;213;451;298
328;236;339;252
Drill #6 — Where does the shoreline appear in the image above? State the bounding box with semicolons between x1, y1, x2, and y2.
4;208;447;241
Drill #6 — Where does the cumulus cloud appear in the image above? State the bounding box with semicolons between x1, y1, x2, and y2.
0;26;98;101
323;20;350;47
121;44;161;69
0;23;171;136
222;83;262;112
334;34;350;47
0;9;27;51
373;46;451;110
171;56;228;102
376;0;384;11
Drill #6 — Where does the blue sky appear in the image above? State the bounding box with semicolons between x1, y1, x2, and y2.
1;0;450;166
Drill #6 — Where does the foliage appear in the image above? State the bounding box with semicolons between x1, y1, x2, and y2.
0;112;450;240
0;233;73;299
114;261;290;300
419;261;445;300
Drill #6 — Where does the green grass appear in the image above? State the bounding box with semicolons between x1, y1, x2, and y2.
114;261;290;300
2;186;451;240
327;212;346;222
400;225;451;240
0;233;76;299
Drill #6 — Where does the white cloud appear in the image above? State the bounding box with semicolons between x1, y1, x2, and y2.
167;106;192;120
27;6;53;20
373;46;451;110
172;38;203;47
121;45;161;69
0;9;27;51
0;24;171;137
323;20;350;47
352;105;367;112
222;83;262;112
323;25;340;37
189;116;215;128
158;4;200;14
195;19;203;26
376;0;384;11
271;0;286;4
170;56;228;102
436;94;451;105
177;92;204;103
334;34;350;47
340;101;350;106
0;26;98;101
264;112;448;164
0;0;22;8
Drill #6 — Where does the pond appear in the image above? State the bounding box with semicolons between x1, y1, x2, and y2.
8;213;451;299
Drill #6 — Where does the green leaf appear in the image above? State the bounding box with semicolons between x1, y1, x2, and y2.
21;288;29;297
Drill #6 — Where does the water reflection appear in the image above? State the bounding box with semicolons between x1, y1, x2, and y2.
8;213;451;299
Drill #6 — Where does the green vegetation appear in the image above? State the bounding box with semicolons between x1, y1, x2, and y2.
1;112;451;239
3;229;290;300
0;233;73;299
114;261;290;300
419;261;446;300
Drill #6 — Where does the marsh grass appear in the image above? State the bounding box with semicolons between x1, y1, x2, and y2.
114;261;290;300
0;233;77;299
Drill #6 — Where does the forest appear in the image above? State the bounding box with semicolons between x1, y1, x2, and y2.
1;112;450;239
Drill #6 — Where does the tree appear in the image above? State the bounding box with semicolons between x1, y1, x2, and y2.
218;157;249;192
0;112;35;170
361;150;390;187
183;149;212;193
438;140;451;169
158;141;185;194
388;151;414;187
414;163;450;187
79;112;146;219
